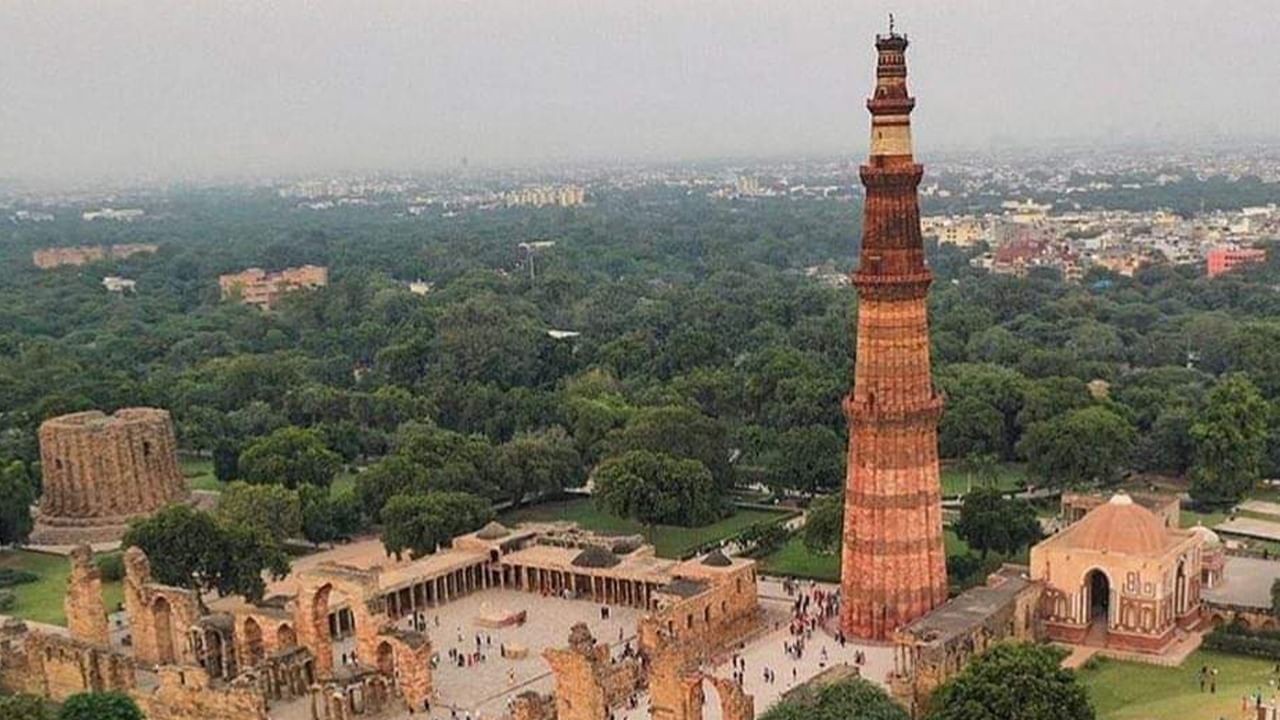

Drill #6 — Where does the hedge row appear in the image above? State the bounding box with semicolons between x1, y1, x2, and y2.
1204;625;1280;660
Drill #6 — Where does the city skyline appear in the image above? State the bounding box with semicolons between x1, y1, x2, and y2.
3;0;1280;183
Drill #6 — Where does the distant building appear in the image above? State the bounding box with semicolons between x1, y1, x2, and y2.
32;243;158;269
921;216;987;247
408;280;433;295
81;208;145;222
218;265;328;310
1206;246;1266;278
101;276;137;293
504;185;585;208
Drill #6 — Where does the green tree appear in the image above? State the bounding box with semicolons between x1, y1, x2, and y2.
0;461;35;545
354;455;432;521
123;504;288;602
58;692;144;720
216;481;302;545
954;487;1042;560
238;426;341;489
495;426;584;507
761;677;908;720
927;644;1094;720
593;450;721;532
380;492;494;560
1019;406;1135;487
802;494;843;555
939;398;1005;460
1190;374;1270;507
605;406;734;491
0;694;52;720
300;486;364;545
765;425;844;497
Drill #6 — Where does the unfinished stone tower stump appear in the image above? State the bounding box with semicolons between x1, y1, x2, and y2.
31;408;189;545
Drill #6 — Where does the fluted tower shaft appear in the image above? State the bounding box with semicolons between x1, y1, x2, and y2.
839;28;948;641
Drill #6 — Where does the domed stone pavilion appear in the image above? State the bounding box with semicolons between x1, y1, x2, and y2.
1030;493;1205;653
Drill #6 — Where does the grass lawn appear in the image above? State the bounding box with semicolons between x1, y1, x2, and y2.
760;530;980;582
0;549;123;626
939;462;1027;497
760;535;839;582
181;455;223;492
499;498;791;559
1079;650;1276;719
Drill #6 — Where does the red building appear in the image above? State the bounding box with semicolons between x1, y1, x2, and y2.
840;26;949;641
1206;246;1266;278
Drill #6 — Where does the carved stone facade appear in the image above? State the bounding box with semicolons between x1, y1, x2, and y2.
841;28;948;642
1031;493;1203;653
32;243;158;269
640;554;761;663
32;408;189;545
65;545;110;647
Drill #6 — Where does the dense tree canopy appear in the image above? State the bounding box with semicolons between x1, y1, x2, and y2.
927;644;1094;720
380;491;494;560
954;487;1043;559
57;692;144;720
593;450;722;529
760;677;908;720
1190;374;1271;507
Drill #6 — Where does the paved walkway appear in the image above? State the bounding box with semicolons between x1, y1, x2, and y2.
1216;517;1280;543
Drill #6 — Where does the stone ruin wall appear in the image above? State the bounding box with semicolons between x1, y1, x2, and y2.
123;547;204;667
642;564;761;663
0;622;135;703
645;630;753;720
133;666;269;720
543;624;644;720
32;408;188;545
65;545;110;647
31;243;158;269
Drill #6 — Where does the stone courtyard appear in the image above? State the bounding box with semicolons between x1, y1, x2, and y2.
261;577;890;720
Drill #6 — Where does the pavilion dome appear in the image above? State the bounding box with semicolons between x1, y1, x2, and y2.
701;549;733;567
1065;493;1171;556
476;521;511;540
1190;524;1222;548
572;546;620;568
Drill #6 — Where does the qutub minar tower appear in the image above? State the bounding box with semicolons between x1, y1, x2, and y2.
840;21;949;641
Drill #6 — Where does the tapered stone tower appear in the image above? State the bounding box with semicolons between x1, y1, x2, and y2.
840;23;948;641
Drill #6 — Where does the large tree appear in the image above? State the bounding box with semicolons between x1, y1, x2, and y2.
802;493;843;555
927;644;1094;720
605;406;734;491
761;677;908;720
0;461;35;545
765;425;844;497
495;426;584;507
380;491;493;560
954;487;1042;559
1190;374;1270;507
939;398;1005;460
593;450;721;531
122;504;289;602
1019;406;1135;487
57;692;144;720
215;481;302;545
238;426;342;489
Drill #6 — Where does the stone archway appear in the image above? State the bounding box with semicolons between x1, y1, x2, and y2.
152;596;175;664
277;622;297;650
376;640;395;677
295;564;384;680
243;617;266;667
1085;569;1111;627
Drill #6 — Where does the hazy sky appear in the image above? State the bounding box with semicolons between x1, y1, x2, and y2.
2;0;1278;182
